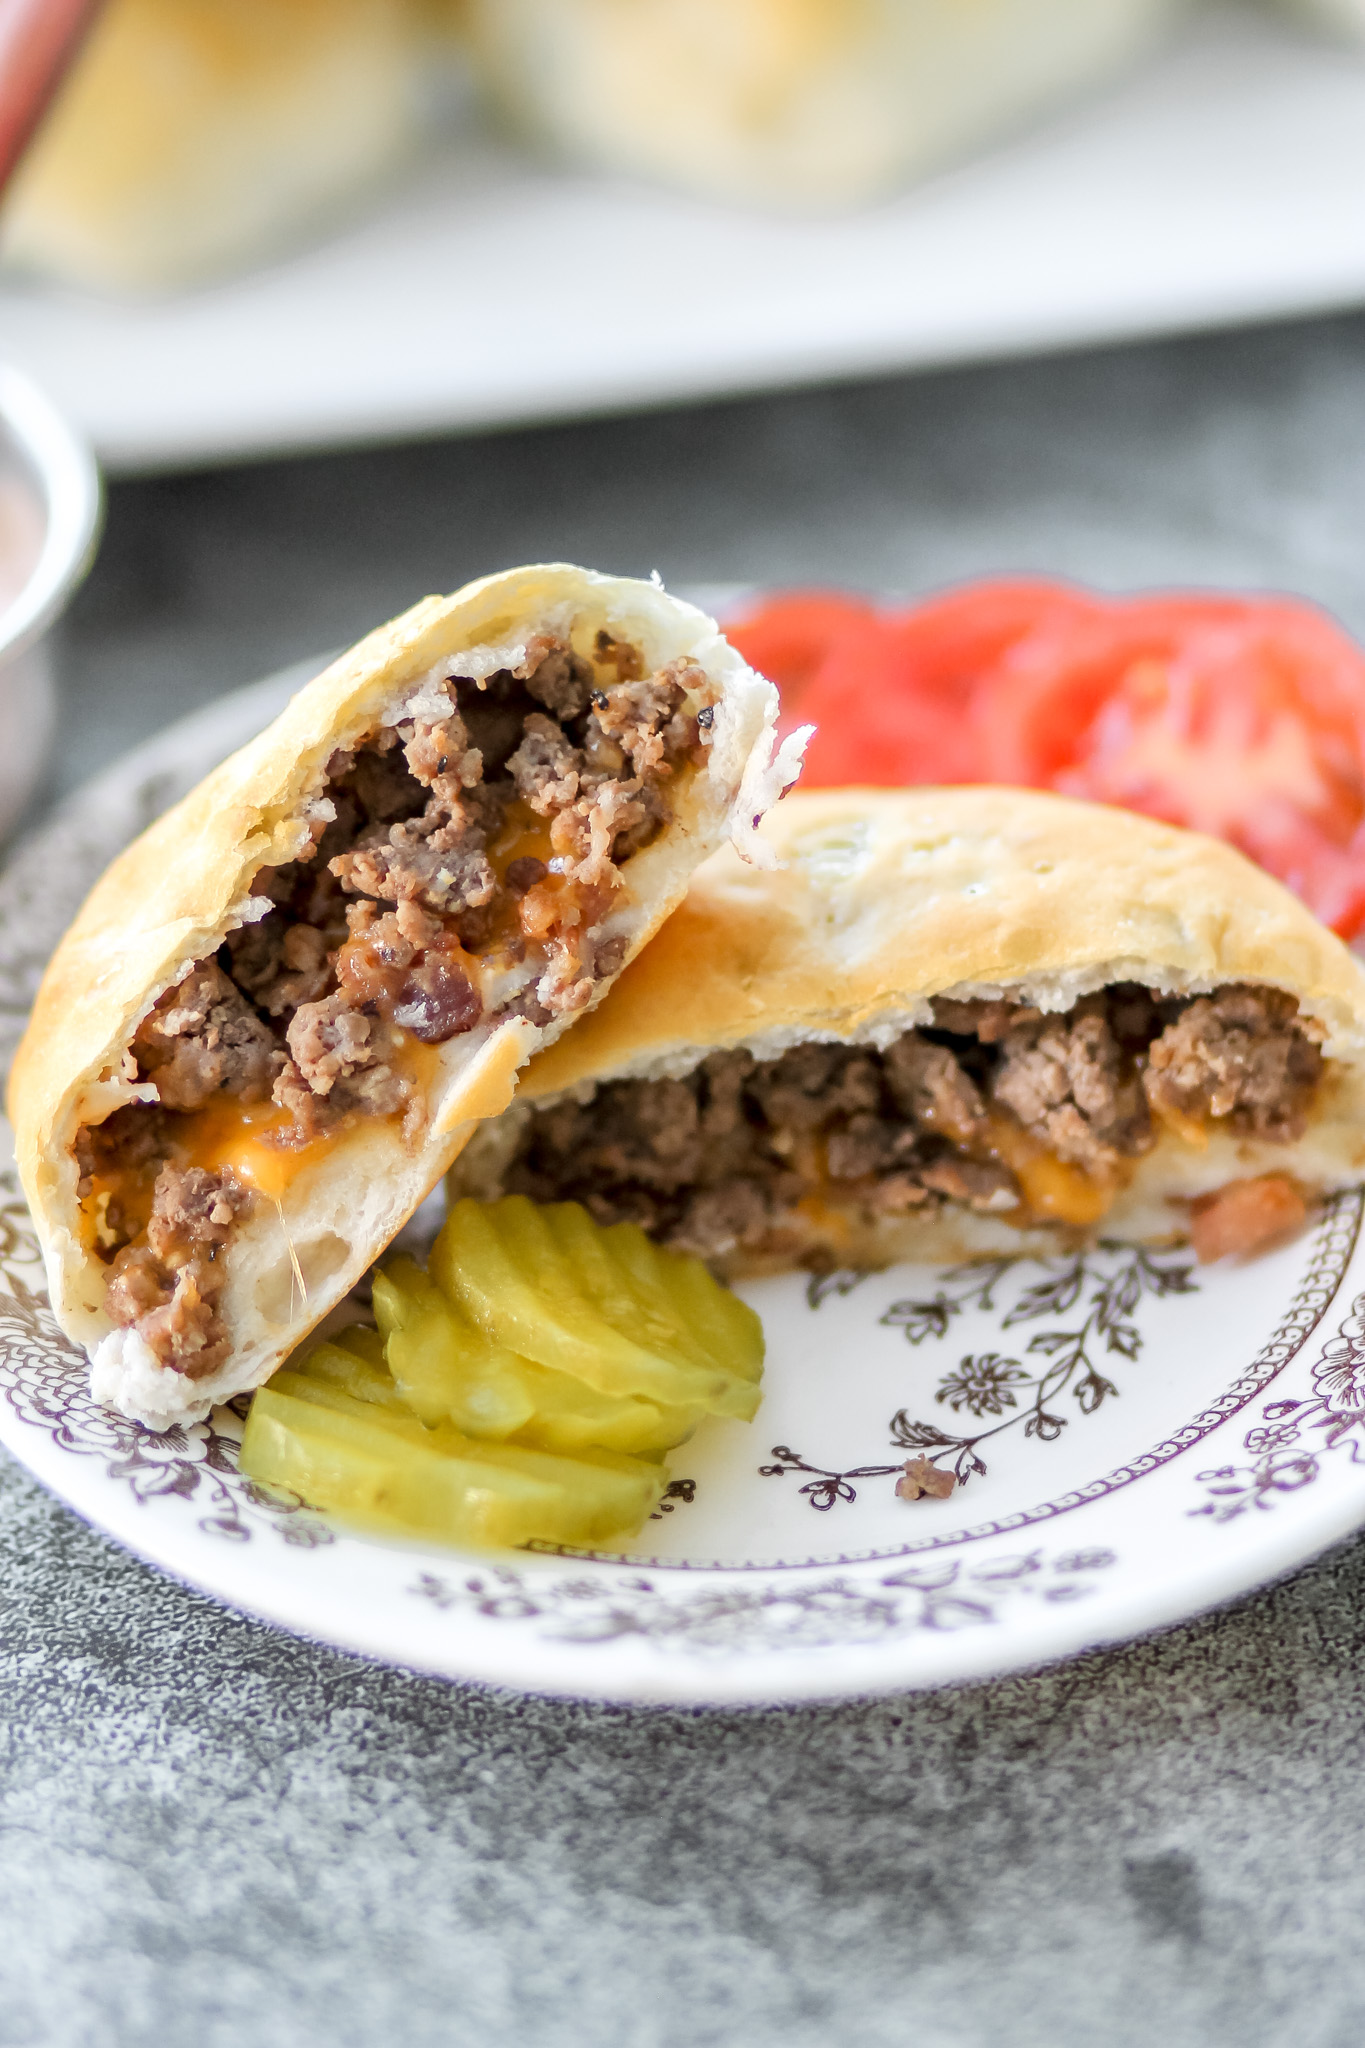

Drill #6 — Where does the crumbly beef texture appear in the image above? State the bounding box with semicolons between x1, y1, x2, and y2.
991;997;1154;1175
76;629;711;1378
104;1165;251;1380
1143;987;1323;1141
243;636;706;1076
508;1040;1013;1260
503;984;1324;1261
131;963;277;1113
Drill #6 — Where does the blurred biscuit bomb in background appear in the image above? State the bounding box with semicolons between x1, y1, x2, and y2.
0;0;435;292
0;0;1355;296
461;0;1190;209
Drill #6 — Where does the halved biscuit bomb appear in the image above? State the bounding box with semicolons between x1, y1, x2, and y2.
452;787;1365;1270
10;565;806;1429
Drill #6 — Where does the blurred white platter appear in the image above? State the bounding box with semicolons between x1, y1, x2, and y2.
3;663;1365;1704
0;6;1363;472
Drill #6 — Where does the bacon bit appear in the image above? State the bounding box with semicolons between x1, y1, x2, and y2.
896;1456;956;1502
1189;1175;1307;1264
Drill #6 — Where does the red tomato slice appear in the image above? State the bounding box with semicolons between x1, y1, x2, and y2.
981;594;1365;934
723;593;880;716
730;579;1092;787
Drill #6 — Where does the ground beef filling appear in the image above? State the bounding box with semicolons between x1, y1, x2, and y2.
78;629;712;1378
100;1165;252;1382
503;984;1324;1261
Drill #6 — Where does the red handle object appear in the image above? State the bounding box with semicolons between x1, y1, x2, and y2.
0;0;103;195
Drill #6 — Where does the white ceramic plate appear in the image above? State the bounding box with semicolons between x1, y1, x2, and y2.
4;661;1365;1705
3;7;1365;472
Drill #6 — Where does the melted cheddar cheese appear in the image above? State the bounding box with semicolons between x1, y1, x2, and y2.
977;1114;1120;1229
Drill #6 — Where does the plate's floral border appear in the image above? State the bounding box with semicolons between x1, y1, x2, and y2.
1195;1290;1365;1522
0;1168;332;1549
802;1189;1363;1562
582;1188;1365;1575
410;1544;1121;1656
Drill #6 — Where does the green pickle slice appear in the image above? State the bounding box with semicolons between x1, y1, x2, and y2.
241;1194;765;1554
598;1219;765;1385
373;1256;538;1437
288;1339;409;1412
327;1325;388;1371
435;1197;760;1417
510;1362;700;1458
242;1387;664;1549
373;1259;701;1454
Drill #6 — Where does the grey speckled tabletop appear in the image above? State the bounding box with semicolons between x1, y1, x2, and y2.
13;314;1365;2047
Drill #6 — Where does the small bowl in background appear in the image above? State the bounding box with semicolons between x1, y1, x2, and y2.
0;365;101;839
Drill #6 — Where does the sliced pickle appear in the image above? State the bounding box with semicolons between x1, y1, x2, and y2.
372;1250;701;1453
269;1365;414;1420
241;1385;665;1549
245;1194;766;1550
434;1196;678;1400
510;1358;702;1457
542;1201;700;1372
373;1256;536;1438
285;1343;408;1414
529;1200;762;1415
328;1324;388;1371
599;1219;765;1385
253;1374;438;1446
434;1197;760;1418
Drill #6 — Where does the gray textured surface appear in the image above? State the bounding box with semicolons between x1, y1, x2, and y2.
13;313;1365;2043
